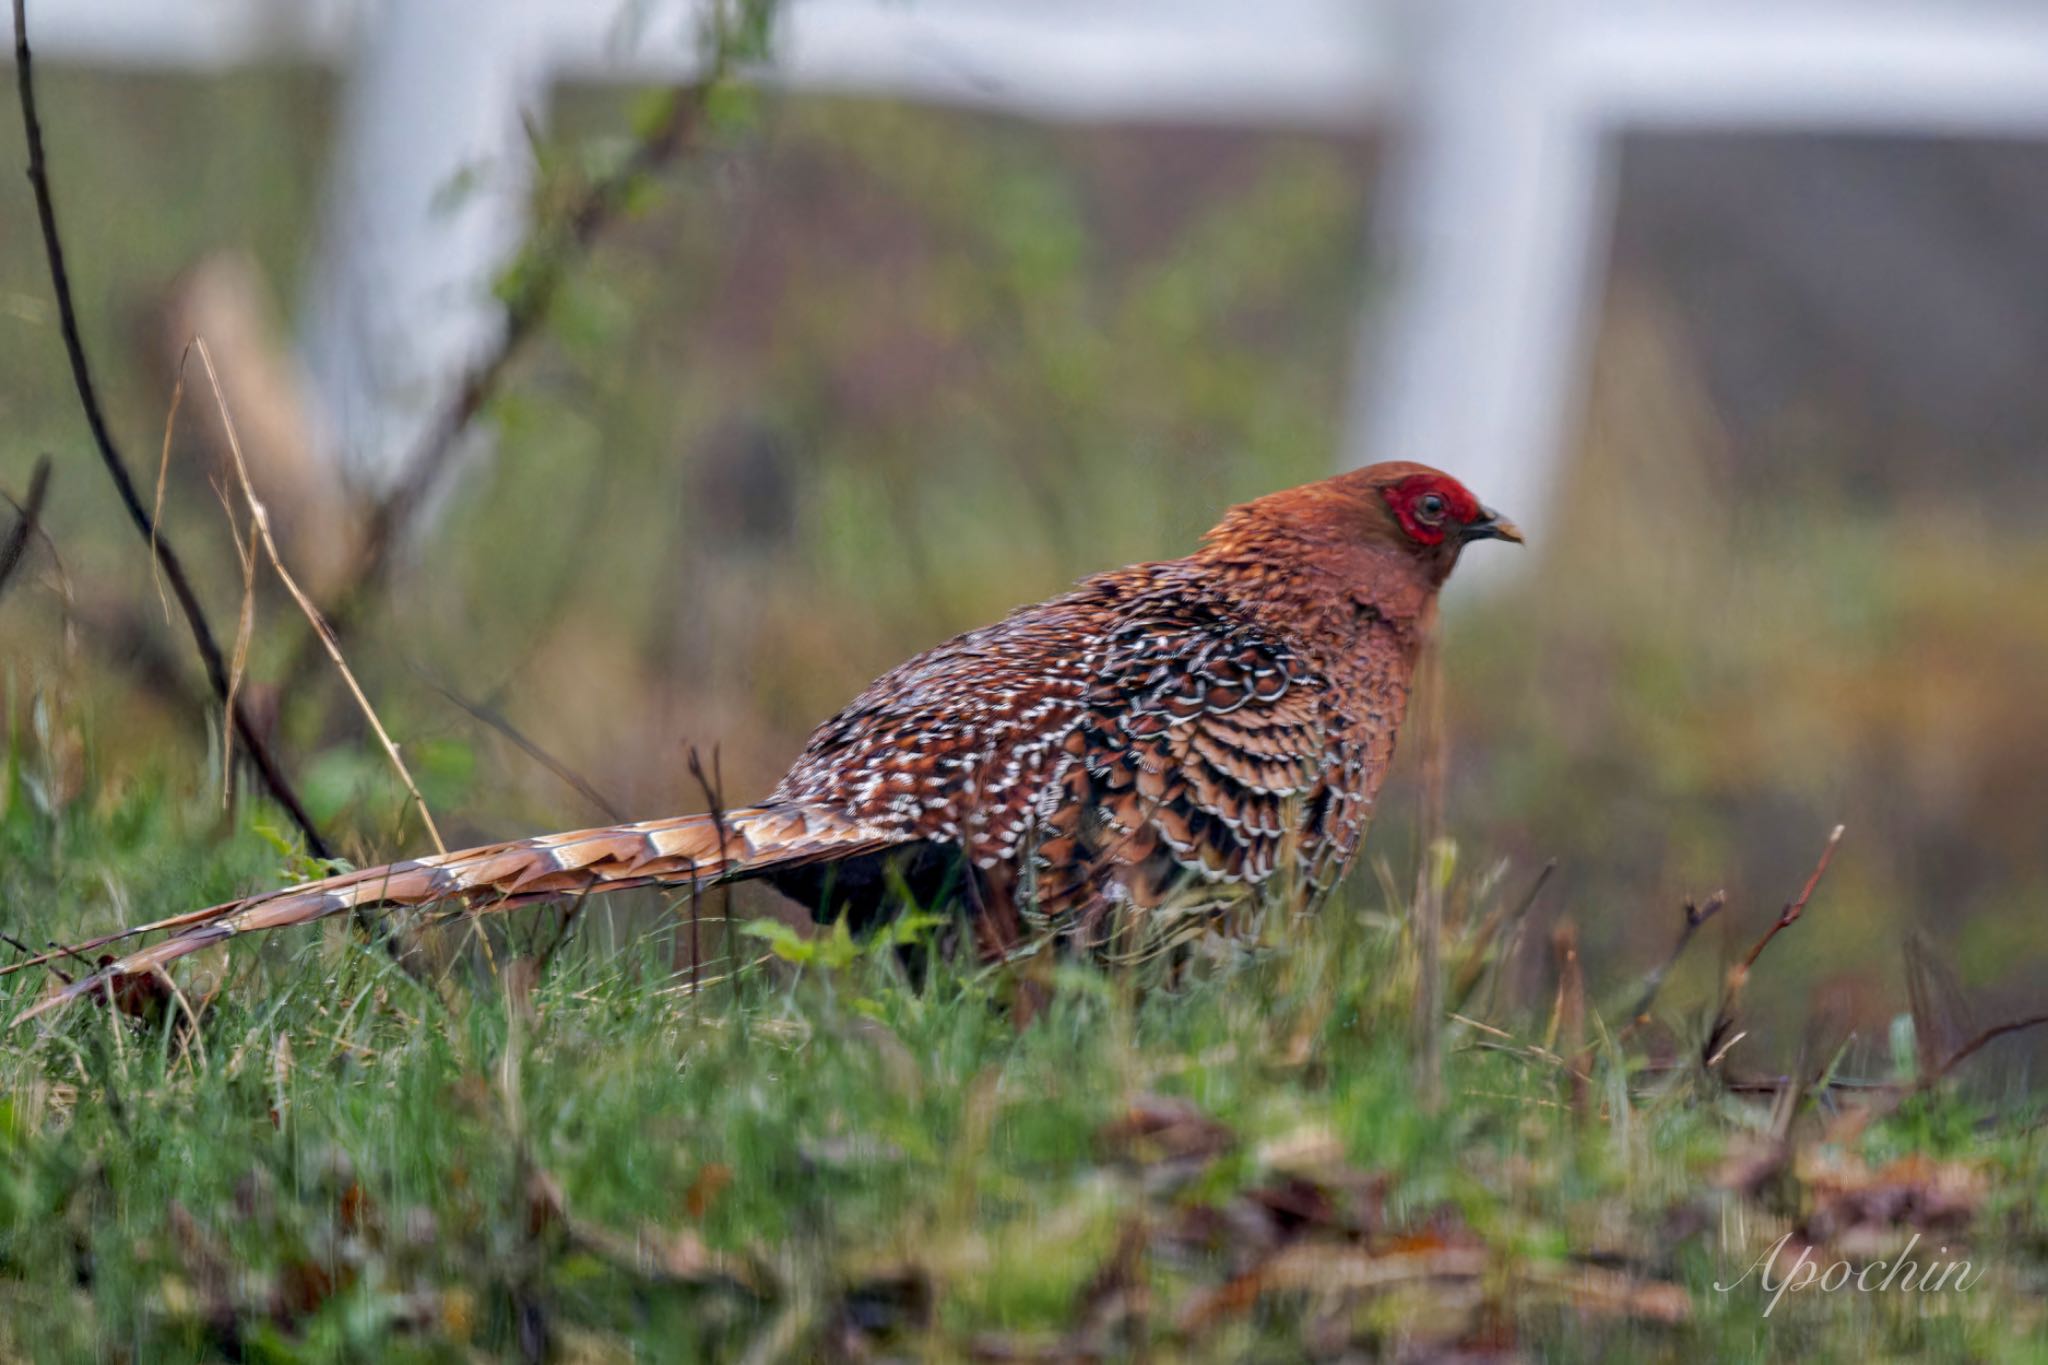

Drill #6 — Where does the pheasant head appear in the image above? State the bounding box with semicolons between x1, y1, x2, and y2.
1195;461;1522;636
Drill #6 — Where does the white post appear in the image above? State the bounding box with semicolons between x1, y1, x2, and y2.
1342;0;1610;545
297;0;547;494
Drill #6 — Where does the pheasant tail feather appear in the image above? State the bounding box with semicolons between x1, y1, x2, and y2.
13;804;890;1023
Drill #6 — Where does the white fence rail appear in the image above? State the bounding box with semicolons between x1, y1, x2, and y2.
25;0;2048;538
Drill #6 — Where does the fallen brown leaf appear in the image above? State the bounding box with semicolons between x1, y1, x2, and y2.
1095;1093;1236;1178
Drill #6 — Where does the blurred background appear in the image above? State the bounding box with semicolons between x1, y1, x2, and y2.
4;0;2047;1074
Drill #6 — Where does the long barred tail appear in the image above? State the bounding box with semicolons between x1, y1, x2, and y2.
9;804;893;1024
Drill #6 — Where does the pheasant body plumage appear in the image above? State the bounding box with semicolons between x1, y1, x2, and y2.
769;558;1381;951
16;462;1519;1017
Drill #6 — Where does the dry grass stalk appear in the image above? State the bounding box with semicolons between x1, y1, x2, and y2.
149;348;189;625
192;338;446;856
1547;918;1590;1114
214;484;259;809
1410;606;1446;1113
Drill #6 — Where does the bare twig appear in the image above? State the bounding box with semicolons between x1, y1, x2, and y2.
1821;1006;2048;1145
1561;891;1730;1093
11;0;329;858
289;78;730;690
1624;890;1726;1026
194;338;446;856
1448;1011;1516;1042
415;668;623;822
0;455;51;606
1738;826;1843;974
683;745;730;992
534;880;599;976
1458;857;1555;1018
0;930;69;983
1926;1013;2048;1088
1703;825;1844;1072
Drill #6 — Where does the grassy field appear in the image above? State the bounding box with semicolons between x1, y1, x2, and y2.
0;744;2042;1362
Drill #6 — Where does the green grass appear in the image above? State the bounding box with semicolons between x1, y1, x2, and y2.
1;757;2043;1362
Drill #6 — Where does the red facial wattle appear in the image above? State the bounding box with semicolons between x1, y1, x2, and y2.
1383;474;1483;546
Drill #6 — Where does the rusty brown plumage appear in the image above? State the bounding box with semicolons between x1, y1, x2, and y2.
13;462;1518;1021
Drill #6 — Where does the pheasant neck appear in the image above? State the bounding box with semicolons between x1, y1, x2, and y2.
1194;534;1436;683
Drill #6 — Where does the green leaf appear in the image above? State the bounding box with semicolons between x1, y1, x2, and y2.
816;917;860;971
739;917;814;964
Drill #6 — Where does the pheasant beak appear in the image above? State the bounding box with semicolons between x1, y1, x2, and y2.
1462;506;1524;545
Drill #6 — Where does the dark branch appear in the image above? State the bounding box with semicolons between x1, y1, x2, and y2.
1624;890;1725;1026
1467;858;1556;1022
1736;825;1843;975
1928;1012;2048;1088
417;668;623;822
1811;1006;2048;1146
12;0;330;859
683;744;732;993
0;454;51;606
1703;825;1844;1072
0;930;70;983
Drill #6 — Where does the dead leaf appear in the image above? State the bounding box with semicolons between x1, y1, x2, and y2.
685;1162;733;1220
1095;1094;1235;1172
1535;1265;1691;1324
834;1263;935;1351
1801;1152;1983;1244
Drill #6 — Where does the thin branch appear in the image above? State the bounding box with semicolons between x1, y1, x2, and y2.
1823;1007;2048;1145
194;339;446;855
415;667;623;822
534;879;599;976
1459;857;1555;1019
1738;825;1843;976
0;930;70;983
1561;892;1732;1088
1927;1013;2048;1088
683;745;731;993
0;454;51;606
11;0;330;859
293;79;727;686
1624;890;1726;1026
1703;825;1844;1072
37;935;99;975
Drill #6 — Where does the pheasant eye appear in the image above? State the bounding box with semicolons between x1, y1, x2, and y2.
1416;493;1448;522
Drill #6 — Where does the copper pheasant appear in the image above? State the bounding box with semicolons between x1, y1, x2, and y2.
19;462;1518;1017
